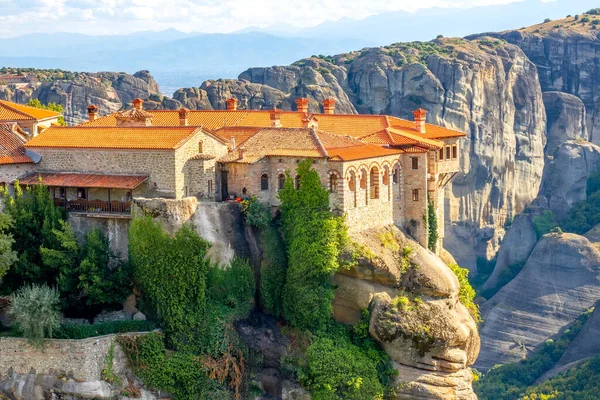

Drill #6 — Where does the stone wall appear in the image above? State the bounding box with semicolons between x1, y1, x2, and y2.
0;333;147;382
0;163;36;187
30;148;177;198
68;214;131;257
400;152;429;246
176;131;228;200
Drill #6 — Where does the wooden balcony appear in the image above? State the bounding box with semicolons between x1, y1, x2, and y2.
54;198;132;216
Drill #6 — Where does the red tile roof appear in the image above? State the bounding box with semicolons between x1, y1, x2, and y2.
0;100;62;121
0;123;33;165
18;173;148;190
25;126;203;150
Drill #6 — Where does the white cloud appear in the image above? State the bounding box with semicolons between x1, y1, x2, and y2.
0;0;529;37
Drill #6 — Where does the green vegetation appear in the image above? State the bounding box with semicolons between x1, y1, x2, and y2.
9;284;61;347
544;18;552;23
101;341;122;386
479;262;525;301
259;225;288;317
474;308;594;400
447;264;480;322
426;200;438;252
581;17;591;23
27;99;66;125
241;196;270;228
562;171;600;234
586;8;600;15
0;213;17;281
520;354;600;399
532;210;558;239
279;160;347;331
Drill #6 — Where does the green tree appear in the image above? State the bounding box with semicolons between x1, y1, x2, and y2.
279;160;347;331
1;181;66;292
10;284;61;347
259;225;288;317
427;200;439;252
129;216;212;350
0;213;17;282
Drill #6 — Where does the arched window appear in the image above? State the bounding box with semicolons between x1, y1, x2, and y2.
348;171;356;192
278;174;286;190
261;174;269;191
198;141;203;153
359;169;367;190
370;167;380;199
329;173;339;193
382;166;390;186
295;175;301;189
393;167;399;184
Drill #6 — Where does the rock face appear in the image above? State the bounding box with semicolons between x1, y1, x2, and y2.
543;91;588;156
539;141;600;221
476;233;600;371
487;28;600;144
333;225;480;399
0;70;176;125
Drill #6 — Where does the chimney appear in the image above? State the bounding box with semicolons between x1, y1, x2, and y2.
296;97;309;114
132;98;144;110
302;114;318;130
231;137;236;150
322;98;336;114
270;108;282;128
238;148;245;160
413;108;427;133
226;97;238;111
86;104;98;122
178;107;189;126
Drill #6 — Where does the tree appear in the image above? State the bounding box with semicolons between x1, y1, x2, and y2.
427;200;439;252
129;216;212;350
279;160;347;331
0;213;17;283
1;181;66;293
10;284;60;347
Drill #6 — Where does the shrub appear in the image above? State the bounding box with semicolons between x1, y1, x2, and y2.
206;257;255;314
301;336;385;399
241;196;270;228
544;18;551;23
0;213;17;281
447;264;480;321
426;200;438;252
581;17;591;23
586;8;600;15
259;225;288;317
562;190;600;234
532;210;558;239
10;284;61;346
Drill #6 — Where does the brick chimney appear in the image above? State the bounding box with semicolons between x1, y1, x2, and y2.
178;107;189;126
86;104;98;122
302;114;318;130
296;97;309;114
226;97;238;111
322;98;336;114
270;108;282;128
132;98;144;110
413;108;427;133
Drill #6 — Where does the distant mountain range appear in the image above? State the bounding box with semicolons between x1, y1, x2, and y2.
1;0;599;95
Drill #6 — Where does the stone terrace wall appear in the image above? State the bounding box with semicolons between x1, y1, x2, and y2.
0;333;148;382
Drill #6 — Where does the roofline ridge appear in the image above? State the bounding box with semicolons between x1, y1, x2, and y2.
310;129;329;158
0;100;36;120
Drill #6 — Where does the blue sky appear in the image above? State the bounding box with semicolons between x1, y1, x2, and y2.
0;0;546;37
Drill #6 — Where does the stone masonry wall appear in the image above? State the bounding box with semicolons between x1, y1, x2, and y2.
0;333;148;382
401;152;429;247
0;163;36;188
175;131;228;200
31;148;177;198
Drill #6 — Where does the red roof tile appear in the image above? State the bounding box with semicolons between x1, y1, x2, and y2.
18;173;148;190
0;124;33;165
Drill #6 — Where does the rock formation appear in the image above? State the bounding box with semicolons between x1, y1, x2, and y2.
333;225;480;399
543;91;588;156
476;232;600;371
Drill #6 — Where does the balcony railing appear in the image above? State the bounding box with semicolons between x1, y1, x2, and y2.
53;198;132;215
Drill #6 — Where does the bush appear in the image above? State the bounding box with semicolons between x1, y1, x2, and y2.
544;18;551;23
206;257;255;314
0;213;17;281
302;337;385;400
581;17;591;23
10;284;60;346
532;210;558;239
259;225;288;317
447;264;480;321
241;196;270;228
54;320;155;339
426;200;438;252
586;8;600;15
562;191;600;234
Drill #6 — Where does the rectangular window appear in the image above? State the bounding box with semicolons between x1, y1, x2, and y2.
439;148;444;160
412;189;419;202
411;157;419;170
452;144;458;159
446;146;451;160
208;180;213;195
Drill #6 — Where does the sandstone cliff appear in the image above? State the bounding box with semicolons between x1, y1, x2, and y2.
0;70;179;125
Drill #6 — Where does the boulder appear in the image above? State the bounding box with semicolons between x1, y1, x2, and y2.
132;312;146;321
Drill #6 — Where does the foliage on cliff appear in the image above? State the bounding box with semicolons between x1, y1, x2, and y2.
562;173;600;234
279;159;348;331
474;308;594;400
259;225;288;317
0;213;16;281
448;263;480;322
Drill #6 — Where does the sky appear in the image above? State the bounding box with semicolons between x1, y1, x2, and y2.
0;0;541;38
